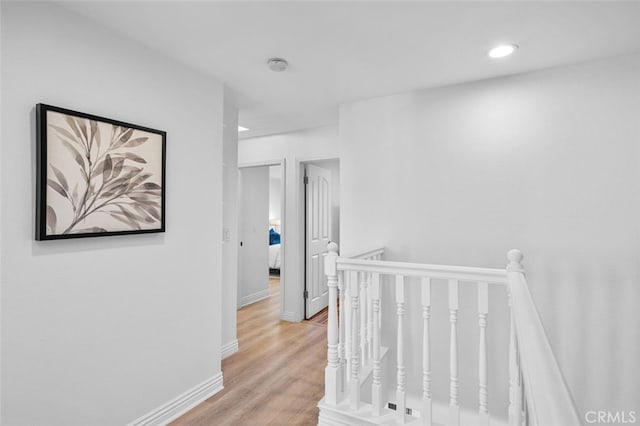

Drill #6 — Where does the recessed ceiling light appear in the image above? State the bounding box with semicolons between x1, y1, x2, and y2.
238;126;249;132
488;44;518;59
267;57;289;72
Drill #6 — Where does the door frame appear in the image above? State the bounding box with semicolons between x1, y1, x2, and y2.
296;156;339;320
238;158;286;318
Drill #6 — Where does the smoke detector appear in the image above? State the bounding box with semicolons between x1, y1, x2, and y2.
267;58;289;72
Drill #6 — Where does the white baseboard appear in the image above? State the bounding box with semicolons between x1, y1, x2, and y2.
281;310;301;322
240;288;270;307
127;372;223;426
319;397;509;426
221;339;239;359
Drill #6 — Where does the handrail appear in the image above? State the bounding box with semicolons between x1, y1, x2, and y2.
342;246;385;260
506;250;581;426
337;257;508;284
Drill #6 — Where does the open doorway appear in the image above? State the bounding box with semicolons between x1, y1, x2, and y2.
303;158;340;320
237;162;285;315
267;165;283;302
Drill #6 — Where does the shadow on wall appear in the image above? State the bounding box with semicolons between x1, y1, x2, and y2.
533;254;640;415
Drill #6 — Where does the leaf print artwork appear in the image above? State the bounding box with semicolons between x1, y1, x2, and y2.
36;104;165;240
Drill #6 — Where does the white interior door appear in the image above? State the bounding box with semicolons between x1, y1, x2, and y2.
305;164;332;318
238;167;269;308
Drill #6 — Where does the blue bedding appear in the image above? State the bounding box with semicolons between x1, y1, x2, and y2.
269;228;281;245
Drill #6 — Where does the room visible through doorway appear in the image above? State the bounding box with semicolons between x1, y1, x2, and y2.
238;163;284;313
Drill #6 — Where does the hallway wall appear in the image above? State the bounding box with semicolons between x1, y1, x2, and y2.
269;165;282;221
1;3;225;424
221;99;240;358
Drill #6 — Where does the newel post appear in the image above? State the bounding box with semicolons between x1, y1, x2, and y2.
506;249;524;426
324;242;340;405
506;249;525;274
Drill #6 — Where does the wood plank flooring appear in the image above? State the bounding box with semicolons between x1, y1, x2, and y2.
171;277;327;426
305;305;329;326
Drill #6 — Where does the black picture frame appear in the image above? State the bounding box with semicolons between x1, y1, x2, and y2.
36;104;166;240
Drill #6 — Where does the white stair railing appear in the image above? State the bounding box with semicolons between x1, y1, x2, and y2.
319;244;580;426
371;272;383;416
323;243;340;406
350;270;361;410
396;275;406;424
506;250;581;426
421;277;432;425
478;281;489;426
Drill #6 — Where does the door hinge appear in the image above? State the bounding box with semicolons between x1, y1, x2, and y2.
303;176;309;185
303;290;309;299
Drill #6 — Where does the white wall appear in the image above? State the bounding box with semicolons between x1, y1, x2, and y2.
239;125;339;321
221;99;239;357
238;167;270;307
269;165;282;220
1;3;224;425
0;1;4;422
340;53;640;418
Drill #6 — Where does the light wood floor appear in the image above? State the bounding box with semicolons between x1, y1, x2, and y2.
171;277;327;426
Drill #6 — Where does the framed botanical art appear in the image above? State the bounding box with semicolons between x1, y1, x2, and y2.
36;104;166;240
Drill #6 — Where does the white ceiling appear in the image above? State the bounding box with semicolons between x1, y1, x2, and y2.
60;1;640;139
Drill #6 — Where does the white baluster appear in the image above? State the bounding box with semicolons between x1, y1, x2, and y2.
507;250;524;426
422;277;432;426
367;272;374;367
508;291;523;426
478;282;489;425
449;279;460;426
350;271;361;410
324;242;340;405
338;270;346;393
360;273;368;366
344;271;352;382
396;275;406;424
371;273;383;416
522;381;528;424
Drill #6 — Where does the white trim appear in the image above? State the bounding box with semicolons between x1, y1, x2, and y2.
344;247;385;260
240;288;270;307
281;310;302;322
238;159;283;169
221;339;239;359
295;155;340;163
318;397;509;426
127;372;223;426
278;160;287;322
